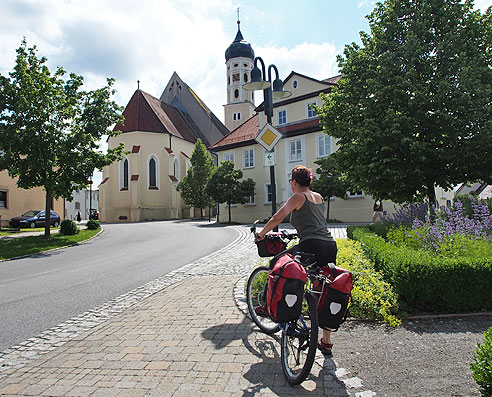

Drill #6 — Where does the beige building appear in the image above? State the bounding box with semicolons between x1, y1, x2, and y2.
211;70;454;223
99;74;229;223
0;171;65;227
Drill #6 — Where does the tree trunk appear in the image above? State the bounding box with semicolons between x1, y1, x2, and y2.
228;202;232;223
427;185;437;220
44;189;51;239
200;207;203;219
325;197;331;222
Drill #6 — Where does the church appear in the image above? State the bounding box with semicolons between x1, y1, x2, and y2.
98;20;258;223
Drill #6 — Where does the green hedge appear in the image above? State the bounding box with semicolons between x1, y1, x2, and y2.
350;227;492;313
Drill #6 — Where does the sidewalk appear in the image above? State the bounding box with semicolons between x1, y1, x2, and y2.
0;225;366;396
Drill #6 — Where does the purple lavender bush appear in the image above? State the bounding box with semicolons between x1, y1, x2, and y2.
386;196;492;255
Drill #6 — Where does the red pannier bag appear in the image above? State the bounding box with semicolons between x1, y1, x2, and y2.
255;233;287;257
266;254;307;323
313;263;353;331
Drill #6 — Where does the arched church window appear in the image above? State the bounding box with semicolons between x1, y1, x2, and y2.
147;155;160;190
244;73;248;82
234;89;239;99
119;158;129;191
149;158;156;188
174;158;180;181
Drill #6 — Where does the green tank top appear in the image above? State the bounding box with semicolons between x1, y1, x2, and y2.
290;193;334;242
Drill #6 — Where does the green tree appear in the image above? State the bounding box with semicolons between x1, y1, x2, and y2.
176;139;216;219
206;160;255;223
311;156;351;221
316;0;492;205
0;40;125;238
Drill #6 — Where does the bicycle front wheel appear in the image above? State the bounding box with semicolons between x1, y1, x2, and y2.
280;292;319;385
246;266;280;335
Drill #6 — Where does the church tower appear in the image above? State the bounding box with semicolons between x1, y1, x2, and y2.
224;18;256;131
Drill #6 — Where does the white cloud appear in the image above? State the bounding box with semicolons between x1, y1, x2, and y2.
475;0;492;11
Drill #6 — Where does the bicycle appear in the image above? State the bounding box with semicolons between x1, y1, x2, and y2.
246;221;324;385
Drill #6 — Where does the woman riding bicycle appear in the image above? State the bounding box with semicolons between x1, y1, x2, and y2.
255;165;338;357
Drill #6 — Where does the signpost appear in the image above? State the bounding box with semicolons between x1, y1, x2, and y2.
255;123;282;223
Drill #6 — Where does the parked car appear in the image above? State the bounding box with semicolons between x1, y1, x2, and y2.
9;210;61;228
89;209;99;220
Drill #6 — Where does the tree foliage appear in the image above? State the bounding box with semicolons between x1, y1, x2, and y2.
311;156;351;221
0;40;125;237
206;160;255;223
176;138;216;218
317;0;492;205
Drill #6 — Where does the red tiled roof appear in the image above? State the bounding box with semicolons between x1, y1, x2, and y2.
277;118;321;134
322;75;342;84
113;90;196;143
210;114;259;150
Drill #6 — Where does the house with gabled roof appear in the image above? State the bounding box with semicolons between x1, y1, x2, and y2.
455;182;492;200
98;73;229;223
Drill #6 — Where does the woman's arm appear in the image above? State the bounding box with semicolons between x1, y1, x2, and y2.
257;193;304;239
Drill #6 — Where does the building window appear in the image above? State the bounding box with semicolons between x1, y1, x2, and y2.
292;80;298;89
224;152;235;163
0;190;7;209
245;192;256;205
289;139;302;162
347;191;364;198
147;155;160;189
307;101;317;118
265;184;273;204
75;201;80;210
233;112;241;121
244;73;248;82
149;158;157;187
243;148;254;168
233;73;240;81
278;109;287;125
119;158;129;191
316;134;331;158
234;89;239;99
173;158;180;182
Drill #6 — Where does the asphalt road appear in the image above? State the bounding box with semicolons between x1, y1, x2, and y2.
0;220;238;352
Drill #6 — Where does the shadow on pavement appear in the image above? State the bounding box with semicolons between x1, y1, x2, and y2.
201;316;349;396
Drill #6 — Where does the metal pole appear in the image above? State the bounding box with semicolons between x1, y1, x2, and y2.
89;176;93;220
264;85;277;231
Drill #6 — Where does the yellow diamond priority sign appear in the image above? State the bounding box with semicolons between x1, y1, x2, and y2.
255;123;282;152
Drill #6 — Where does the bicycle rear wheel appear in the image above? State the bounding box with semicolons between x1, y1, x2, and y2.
246;266;280;335
280;292;318;385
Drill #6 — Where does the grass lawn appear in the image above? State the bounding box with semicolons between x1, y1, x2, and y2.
0;227;60;237
0;229;100;260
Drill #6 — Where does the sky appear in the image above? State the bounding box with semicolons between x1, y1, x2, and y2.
1;0;492;186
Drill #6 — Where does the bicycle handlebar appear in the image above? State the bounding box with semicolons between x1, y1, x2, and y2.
250;220;297;240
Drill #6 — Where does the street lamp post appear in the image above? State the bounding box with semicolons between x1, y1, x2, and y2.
243;56;291;228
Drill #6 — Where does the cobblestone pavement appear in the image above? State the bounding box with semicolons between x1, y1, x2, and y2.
0;224;372;396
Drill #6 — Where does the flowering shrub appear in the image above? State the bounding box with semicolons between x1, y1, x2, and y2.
411;197;492;252
383;202;430;227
